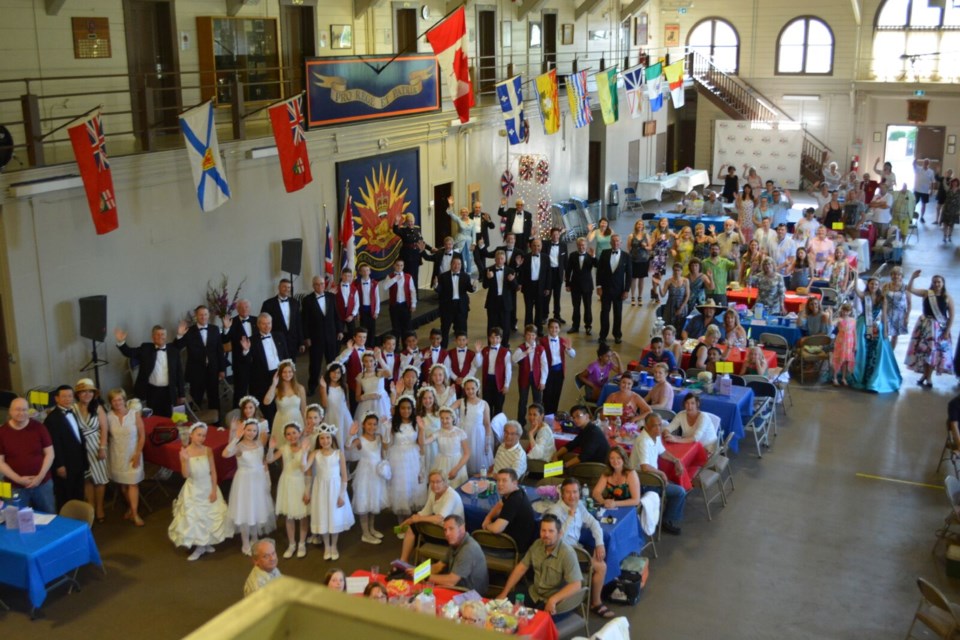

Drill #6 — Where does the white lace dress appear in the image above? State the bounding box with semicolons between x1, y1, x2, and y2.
433;427;469;489
421;414;442;475
354;374;391;425
351;435;387;514
107;410;144;484
309;449;355;534
168;454;235;547
275;444;308;519
460;400;492;476
386;423;425;515
324;385;354;457
272;394;303;444
227;444;276;533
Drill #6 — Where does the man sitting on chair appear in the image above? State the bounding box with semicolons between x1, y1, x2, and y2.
424;514;489;595
492;420;527;479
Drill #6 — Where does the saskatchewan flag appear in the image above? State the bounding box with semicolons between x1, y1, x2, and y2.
595;68;619;125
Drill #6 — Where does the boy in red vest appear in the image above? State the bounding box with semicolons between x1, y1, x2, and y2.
476;326;511;416
335;268;359;341
385;259;417;339
512;324;548;425
375;333;399;383
355;263;380;346
420;328;444;382
444;330;478;397
540;317;576;415
398;330;422;376
336;326;368;411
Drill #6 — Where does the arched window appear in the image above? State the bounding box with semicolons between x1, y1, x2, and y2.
687;18;740;73
872;0;960;82
776;17;834;75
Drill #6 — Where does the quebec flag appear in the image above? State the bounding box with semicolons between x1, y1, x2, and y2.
495;75;527;145
179;101;231;212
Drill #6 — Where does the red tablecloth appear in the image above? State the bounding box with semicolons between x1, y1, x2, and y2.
725;288;817;313
860;224;878;247
639;346;777;372
659;441;708;491
143;417;237;482
351;570;558;640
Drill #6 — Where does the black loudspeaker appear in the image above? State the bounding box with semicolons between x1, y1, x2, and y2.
79;295;107;342
281;239;303;276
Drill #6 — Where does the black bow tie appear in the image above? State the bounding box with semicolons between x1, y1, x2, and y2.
261;335;272;340
579;253;586;257
445;253;453;256
156;347;166;351
279;298;289;302
62;407;74;415
611;251;620;256
198;326;208;331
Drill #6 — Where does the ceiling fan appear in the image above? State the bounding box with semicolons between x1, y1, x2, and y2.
898;51;942;82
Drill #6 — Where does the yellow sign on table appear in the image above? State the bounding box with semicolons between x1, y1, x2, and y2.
28;390;49;406
413;559;431;584
171;412;189;424
0;481;11;499
715;361;734;374
832;222;844;230
544;460;564;478
602;403;623;416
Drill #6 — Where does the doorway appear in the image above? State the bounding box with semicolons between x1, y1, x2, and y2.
542;12;557;73
588;141;602;202
280;4;316;96
433;182;454;247
884;124;945;190
477;8;497;96
0;296;10;390
123;0;181;149
395;7;418;54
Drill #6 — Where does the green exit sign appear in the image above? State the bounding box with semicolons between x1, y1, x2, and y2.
914;90;926;96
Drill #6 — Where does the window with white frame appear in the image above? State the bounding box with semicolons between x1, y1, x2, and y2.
776;16;834;75
687;18;740;74
872;0;960;82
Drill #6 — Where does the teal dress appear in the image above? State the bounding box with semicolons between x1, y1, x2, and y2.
851;300;902;394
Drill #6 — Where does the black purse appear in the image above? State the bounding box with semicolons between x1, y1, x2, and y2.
149;426;178;446
601;571;643;606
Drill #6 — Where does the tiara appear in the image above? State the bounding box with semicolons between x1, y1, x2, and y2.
361;411;381;422
189;421;208;433
283;422;303;432
278;358;295;371
243;418;261;427
437;406;456;415
417;386;436;398
317;423;338;435
238;395;259;408
401;365;421;376
327;362;346;373
395;394;416;405
430;363;448;374
305;403;323;415
461;376;480;388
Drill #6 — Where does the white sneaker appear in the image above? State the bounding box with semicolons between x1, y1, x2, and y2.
330;549;340;561
203;545;216;553
297;542;307;558
361;533;382;545
241;545;252;556
371;529;384;539
323;548;332;560
283;544;296;559
188;547;205;561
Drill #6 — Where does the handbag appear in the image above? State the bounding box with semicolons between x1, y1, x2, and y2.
149;426;178;446
376;459;393;481
601;572;643;606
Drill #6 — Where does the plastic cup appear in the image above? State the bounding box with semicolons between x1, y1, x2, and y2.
371;565;379;580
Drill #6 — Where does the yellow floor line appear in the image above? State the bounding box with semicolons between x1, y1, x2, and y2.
856;473;943;490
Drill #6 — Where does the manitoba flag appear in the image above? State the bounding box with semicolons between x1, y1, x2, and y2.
268;94;312;193
425;6;474;124
67;110;119;235
340;187;355;273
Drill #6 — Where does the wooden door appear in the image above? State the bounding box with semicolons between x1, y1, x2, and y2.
433;183;453;247
123;0;181;148
477;9;496;96
588;141;602;202
280;4;316;96
543;12;557;72
915;125;945;165
0;296;10;390
395;7;418;54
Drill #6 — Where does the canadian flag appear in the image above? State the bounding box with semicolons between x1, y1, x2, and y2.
426;6;474;124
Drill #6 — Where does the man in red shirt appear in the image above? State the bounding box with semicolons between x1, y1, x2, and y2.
0;397;56;513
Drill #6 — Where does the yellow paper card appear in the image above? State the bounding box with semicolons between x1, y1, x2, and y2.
602;403;623;416
715;362;734;373
413;559;431;584
28;390;49;406
171;412;189;424
0;482;11;499
832;222;844;230
544;460;564;478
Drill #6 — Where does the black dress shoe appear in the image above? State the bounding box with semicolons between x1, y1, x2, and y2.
556;317;567;324
615;338;622;344
585;327;592;336
661;522;682;535
567;327;579;334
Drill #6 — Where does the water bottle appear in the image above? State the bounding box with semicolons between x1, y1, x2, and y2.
515;593;525;613
581;486;589;502
417;588;436;615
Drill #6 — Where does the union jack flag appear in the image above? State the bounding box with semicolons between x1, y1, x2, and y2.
87;116;109;171
288;96;306;146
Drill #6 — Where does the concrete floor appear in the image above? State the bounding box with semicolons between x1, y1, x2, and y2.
2;196;958;639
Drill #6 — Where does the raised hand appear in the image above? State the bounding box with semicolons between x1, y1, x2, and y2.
349;421;360;436
500;197;507;207
447;195;454;206
474;340;483;352
911;269;922;279
240;336;250;352
114;327;127;343
268;436;277;450
179;447;189;462
177;319;188;336
221;315;233;331
272;371;280;387
319;377;327;391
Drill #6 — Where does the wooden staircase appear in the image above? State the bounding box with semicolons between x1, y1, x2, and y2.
687;51;830;187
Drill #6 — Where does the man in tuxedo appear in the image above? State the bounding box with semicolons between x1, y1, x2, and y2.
386;259;417;339
226;299;255;407
115;325;184;417
498;197;533;248
482;250;518;336
436;256;475;348
241;313;289;423
595;234;632;345
423;236;462;288
260;279;303;359
43;385;87;508
472;201;496;252
478;232;522;333
174;305;225;419
545;227;568;323
565;236;596;336
302;275;342;396
518;237;551;331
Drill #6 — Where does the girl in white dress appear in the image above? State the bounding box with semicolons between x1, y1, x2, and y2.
416;386;441;474
432;407;470;489
265;360;307;444
354;352;391;425
301;404;323;545
168;423;235;561
106;389;146;527
451;378;492;476
267;424;310;559
223;418;276;556
386;396;425;525
320;363;352;455
391;366;421;405
428;364;456;408
238;396;270;446
349;413;387;544
306;426;355;560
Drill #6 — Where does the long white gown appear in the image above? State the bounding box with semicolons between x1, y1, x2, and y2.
433;427;469;489
275;444;309;519
354;374;391;425
324;385;354;457
272;394;303;444
227;444;276;533
168;454;235;547
386;423;425;515
351;435;387;514
421;414;441;476
309;449;355;534
460;400;492;476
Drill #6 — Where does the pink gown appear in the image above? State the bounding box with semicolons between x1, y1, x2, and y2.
832;317;856;371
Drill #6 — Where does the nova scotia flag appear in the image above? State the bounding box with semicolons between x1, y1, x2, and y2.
179;101;231;212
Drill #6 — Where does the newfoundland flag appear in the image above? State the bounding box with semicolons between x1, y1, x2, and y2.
67;110;119;235
268;94;312;193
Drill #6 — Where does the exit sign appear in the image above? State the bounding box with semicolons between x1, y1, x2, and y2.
679;7;687;13
914;90;926;96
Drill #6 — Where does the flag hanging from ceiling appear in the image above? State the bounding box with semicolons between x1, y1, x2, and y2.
664;59;685;109
645;62;664;112
268;94;312;193
565;70;592;128
324;220;335;282
495;75;528;144
594;68;619;125
67;110;119;235
622;64;645;119
339;185;355;273
534;69;560;135
425;6;474;124
179;101;230;212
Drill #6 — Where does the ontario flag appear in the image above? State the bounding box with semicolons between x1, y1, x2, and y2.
339;186;355;273
426;6;474;124
67;110;119;235
268;94;312;193
324;221;335;283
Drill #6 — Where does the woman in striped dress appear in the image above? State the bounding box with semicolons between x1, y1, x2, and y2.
75;378;109;522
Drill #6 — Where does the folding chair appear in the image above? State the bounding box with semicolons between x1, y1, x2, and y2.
818;287;841;310
622;187;644;214
771;357;794;414
905;577;960;639
58;500;102;594
758;332;791;368
693;450;726;521
473;530;519;597
413;521;449;564
685;367;706;379
639;471;667;541
573;546;594;630
747;378;779;438
796;335;831;384
742;399;771;457
933;475;960;555
553;587;590;640
571;462;608;492
712;431;736;496
937;432;960;479
652;408;676;422
906;212;920;245
729;374;747;387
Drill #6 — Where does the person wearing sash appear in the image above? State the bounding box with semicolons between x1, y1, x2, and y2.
850;277;902;393
905;271;954;388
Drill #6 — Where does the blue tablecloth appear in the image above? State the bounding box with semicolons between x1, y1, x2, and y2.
456;485;643;584
647;212;730;231
0;515;103;608
597;382;753;453
742;319;803;346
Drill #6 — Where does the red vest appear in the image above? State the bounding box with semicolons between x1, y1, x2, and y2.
446;348;476;381
482;345;509;391
518;343;545;390
335;282;359;320
380;351;399;382
344;348;365;391
388;273;415;309
540;336;567;374
420;346;444;381
354;278;380;313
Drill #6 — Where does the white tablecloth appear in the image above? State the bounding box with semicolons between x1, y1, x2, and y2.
635;169;711;201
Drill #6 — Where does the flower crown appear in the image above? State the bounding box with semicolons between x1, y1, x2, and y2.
437;406;456;417
395;394;416;405
417;386;436;398
461;376;480;388
327;362;346;373
243;418;261;427
238;395;259;408
361;411;381;422
401;365;421;377
282;422;303;433
305;403;323;416
189;421;208;433
278;358;295;371
429;363;448;376
317;423;338;435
